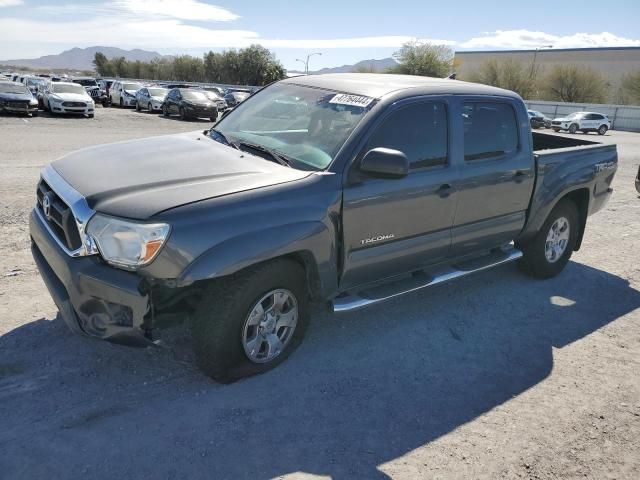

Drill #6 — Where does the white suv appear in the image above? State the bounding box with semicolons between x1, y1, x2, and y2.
109;81;142;107
551;111;610;135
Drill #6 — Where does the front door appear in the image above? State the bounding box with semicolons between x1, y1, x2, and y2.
341;99;458;289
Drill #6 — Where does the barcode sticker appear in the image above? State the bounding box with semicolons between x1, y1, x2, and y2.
329;94;374;108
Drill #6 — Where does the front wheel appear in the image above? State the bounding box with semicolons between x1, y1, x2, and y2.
516;199;579;279
553;128;560;132
568;123;578;134
598;125;608;135
191;259;310;382
135;101;140;112
148;103;152;112
162;105;169;117
179;106;187;120
119;97;123;108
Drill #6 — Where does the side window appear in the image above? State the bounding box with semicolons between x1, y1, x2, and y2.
462;102;518;161
364;102;448;169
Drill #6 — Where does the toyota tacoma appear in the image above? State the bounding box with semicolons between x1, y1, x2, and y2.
30;74;618;382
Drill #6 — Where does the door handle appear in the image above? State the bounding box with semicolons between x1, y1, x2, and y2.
513;171;527;183
437;183;454;198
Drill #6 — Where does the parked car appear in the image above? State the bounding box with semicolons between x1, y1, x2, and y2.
109;81;142;107
551;111;610;135
0;81;38;116
29;74;618;382
24;76;48;96
528;110;551;129
223;90;250;108
135;87;168;112
97;79;114;106
72;77;106;105
162;88;218;120
202;86;225;96
41;81;95;117
636;165;640;194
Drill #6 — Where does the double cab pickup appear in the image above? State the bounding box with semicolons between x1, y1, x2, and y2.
30;74;618;381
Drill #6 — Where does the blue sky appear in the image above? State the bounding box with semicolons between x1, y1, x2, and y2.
0;0;639;70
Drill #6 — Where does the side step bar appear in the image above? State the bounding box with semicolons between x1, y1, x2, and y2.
331;246;522;313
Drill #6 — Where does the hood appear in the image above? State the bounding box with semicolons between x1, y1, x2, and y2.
151;96;165;102
0;92;34;101
554;117;579;122
124;89;138;95
51;131;312;219
51;92;91;102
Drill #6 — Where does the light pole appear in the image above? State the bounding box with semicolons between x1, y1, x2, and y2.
296;52;322;74
530;45;553;79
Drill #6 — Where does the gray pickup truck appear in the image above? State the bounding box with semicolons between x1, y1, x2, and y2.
30;74;618;382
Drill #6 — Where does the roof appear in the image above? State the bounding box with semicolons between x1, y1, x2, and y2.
282;73;519;99
456;46;640;55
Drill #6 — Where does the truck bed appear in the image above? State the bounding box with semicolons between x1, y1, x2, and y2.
532;131;600;152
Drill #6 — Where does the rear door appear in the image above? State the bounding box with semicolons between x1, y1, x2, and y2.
449;98;535;256
341;98;458;288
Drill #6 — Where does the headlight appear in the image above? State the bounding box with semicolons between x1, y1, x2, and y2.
86;214;170;270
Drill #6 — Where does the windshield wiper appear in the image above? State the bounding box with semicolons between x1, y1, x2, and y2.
236;141;292;168
209;128;241;151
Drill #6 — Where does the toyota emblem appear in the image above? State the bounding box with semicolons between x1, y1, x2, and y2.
42;193;52;219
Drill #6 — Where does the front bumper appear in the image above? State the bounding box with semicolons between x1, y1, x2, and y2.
30;208;151;343
50;103;95;115
1;104;38;114
121;96;137;107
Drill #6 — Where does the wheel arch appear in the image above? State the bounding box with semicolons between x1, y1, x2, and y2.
562;188;590;251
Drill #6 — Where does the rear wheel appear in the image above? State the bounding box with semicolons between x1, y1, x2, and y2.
598;125;608;135
135;101;140;112
119;97;123;108
191;259;310;382
516;199;579;279
568;123;578;134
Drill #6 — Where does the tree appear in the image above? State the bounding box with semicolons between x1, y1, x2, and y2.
621;70;640;105
467;59;537;99
388;41;454;78
544;65;607;104
93;52;114;77
203;45;285;85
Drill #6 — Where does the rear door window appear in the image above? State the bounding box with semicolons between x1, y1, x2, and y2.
365;102;448;169
462;102;518;161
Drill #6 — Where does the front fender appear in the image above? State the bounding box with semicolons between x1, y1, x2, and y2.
178;221;338;296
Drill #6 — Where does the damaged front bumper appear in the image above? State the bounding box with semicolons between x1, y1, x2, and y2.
30;209;153;345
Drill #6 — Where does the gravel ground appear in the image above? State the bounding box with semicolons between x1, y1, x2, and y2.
0;107;639;480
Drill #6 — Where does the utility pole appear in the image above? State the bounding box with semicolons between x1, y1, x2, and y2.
295;52;322;74
530;45;553;79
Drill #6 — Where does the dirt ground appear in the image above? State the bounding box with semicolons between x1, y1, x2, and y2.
1;107;639;480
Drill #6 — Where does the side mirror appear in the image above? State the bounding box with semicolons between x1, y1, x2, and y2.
359;147;409;179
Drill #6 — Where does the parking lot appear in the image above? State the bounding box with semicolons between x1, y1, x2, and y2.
1;106;639;479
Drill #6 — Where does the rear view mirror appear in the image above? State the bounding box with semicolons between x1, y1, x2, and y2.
359;148;409;179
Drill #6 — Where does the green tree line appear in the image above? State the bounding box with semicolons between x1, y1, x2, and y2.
93;45;286;86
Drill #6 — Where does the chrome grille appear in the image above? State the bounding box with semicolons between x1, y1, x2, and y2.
36;179;82;251
62;101;86;107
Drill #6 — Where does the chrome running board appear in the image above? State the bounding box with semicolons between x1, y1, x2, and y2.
331;246;522;313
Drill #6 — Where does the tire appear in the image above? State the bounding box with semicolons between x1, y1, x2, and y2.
553;128;560;132
88;113;94;118
31;111;38;117
568;123;578;134
148;103;152;112
210;115;217;122
135;101;140;112
179;106;186;120
191;259;310;383
516;199;579;279
162;105;169;117
119;97;123;108
598;125;608;135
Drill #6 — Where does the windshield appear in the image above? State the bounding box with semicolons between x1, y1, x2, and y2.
182;90;213;101
212;83;375;170
52;84;86;94
148;88;168;97
566;112;585;119
123;83;142;90
73;79;97;87
0;83;30;95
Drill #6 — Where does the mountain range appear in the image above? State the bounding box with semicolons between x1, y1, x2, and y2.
290;57;398;75
0;46;167;71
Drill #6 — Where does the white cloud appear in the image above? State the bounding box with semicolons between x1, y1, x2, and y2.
0;0;23;7
461;29;640;49
116;0;239;22
262;36;455;49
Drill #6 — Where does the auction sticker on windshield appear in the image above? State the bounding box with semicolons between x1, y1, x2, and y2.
329;94;374;108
